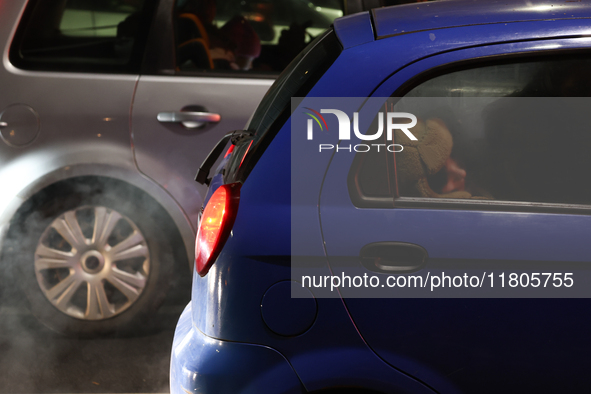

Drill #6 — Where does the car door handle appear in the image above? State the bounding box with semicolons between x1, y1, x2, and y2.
360;242;428;274
157;111;221;129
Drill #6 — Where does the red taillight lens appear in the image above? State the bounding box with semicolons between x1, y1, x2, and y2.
195;183;241;276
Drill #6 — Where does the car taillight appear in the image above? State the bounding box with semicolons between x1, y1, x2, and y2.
195;183;241;276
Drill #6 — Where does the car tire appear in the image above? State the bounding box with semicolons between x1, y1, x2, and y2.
5;177;174;337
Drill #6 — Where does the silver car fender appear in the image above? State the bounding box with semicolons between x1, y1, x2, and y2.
0;143;195;270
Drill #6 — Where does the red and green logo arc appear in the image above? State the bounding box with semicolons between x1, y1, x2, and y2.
304;108;329;131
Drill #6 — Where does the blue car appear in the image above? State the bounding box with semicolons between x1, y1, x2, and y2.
171;1;591;393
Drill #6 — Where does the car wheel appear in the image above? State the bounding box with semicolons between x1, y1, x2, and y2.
7;178;174;337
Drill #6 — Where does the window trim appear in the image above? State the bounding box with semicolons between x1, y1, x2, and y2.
142;0;176;75
394;197;591;215
347;46;591;213
174;69;281;79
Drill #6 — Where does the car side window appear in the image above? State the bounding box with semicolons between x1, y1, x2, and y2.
349;55;591;208
174;0;344;74
10;0;155;73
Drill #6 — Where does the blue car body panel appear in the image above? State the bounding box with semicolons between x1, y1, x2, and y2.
170;303;305;394
172;1;591;393
372;0;591;39
319;11;591;394
320;144;591;391
188;128;437;393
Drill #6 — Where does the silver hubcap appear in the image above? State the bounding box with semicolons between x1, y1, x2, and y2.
34;206;150;321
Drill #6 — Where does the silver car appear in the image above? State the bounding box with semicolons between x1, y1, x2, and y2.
0;0;344;336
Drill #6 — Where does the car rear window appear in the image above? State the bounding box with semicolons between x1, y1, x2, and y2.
224;27;342;183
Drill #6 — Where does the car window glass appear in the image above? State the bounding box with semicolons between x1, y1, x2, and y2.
350;56;591;207
174;0;344;74
11;0;152;73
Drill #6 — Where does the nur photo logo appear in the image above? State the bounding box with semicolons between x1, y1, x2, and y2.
304;108;418;152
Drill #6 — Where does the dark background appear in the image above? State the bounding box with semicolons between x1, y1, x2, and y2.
0;284;189;393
